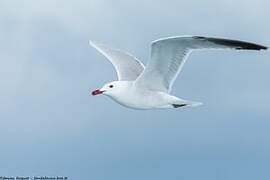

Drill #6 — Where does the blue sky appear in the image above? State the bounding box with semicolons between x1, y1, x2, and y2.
0;0;269;179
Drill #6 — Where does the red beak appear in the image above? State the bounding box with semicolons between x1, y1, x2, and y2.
91;89;104;96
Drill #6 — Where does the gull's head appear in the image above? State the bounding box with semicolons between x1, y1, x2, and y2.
91;81;129;97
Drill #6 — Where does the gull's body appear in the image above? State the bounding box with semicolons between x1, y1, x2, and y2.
102;81;190;110
90;36;267;110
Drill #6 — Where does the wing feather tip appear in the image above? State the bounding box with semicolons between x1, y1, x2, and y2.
89;40;108;51
89;40;96;47
193;36;268;51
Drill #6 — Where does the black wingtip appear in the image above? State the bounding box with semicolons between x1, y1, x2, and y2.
193;36;268;51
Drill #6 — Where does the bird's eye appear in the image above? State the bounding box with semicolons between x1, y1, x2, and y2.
109;85;114;88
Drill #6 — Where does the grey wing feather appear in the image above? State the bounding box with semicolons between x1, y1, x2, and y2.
90;41;145;81
135;36;267;92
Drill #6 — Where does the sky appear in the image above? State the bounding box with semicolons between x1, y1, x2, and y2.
0;0;270;179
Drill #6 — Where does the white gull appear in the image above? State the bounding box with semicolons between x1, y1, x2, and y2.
90;36;267;110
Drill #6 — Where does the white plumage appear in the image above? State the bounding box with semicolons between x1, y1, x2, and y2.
90;36;267;110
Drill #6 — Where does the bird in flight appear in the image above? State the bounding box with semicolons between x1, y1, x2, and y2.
90;36;267;110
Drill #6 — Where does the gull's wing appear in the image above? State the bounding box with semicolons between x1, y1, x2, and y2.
135;36;267;92
90;41;145;81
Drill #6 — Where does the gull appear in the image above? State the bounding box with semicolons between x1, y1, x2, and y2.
90;36;267;110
